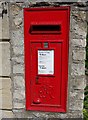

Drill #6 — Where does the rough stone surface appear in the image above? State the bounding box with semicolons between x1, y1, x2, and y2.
69;100;83;111
0;42;11;76
13;76;25;90
0;110;14;119
10;4;22;16
13;89;25;109
13;17;22;27
0;78;12;109
71;63;85;76
0;17;2;39
0;42;2;75
70;77;86;90
12;76;25;109
13;109;36;118
13;46;24;55
72;39;86;48
2;2;10;39
13;102;25;109
12;56;24;64
13;64;24;74
72;49;85;61
11;30;24;46
13;89;25;101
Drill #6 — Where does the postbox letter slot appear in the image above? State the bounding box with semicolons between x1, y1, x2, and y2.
30;24;61;34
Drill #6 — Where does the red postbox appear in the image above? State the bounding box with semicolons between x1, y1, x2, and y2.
24;7;70;112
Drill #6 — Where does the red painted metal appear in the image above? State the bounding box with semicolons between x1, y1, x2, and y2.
24;7;70;112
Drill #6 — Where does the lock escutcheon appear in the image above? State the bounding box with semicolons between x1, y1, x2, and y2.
36;76;39;84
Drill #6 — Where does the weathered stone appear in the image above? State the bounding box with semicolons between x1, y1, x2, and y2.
72;39;86;48
70;89;84;100
13;109;35;118
70;77;86;90
13;76;25;90
11;30;24;46
0;42;11;76
13;89;25;101
13;64;24;74
10;4;22;15
0;77;11;89
2;2;10;39
69;99;83;111
0;110;14;119
71;14;87;39
71;63;85;76
0;78;12;109
12;56;24;64
32;112;49;118
72;10;87;22
71;26;87;39
0;17;2;39
55;113;67;119
13;17;22;27
13;46;24;55
10;0;28;2
13;102;25;109
67;110;83;118
72;49;85;61
0;42;2;75
11;8;23;30
79;11;86;21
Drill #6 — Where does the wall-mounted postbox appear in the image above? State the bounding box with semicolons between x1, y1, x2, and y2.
24;7;70;112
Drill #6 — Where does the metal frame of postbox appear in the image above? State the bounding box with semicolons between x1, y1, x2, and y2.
24;7;70;112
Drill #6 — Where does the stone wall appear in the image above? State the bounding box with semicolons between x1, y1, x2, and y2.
0;1;14;119
0;0;87;119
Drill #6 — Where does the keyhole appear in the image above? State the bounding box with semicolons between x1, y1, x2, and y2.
36;76;39;84
44;42;48;48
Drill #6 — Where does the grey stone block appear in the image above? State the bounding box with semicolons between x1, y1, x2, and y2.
70;77;86;90
13;89;25;100
70;89;84;100
72;39;86;48
0;110;14;119
72;49;85;61
71;11;87;39
0;77;12;109
69;99;83;111
2;2;10;40
13;109;36;118
13;76;25;90
71;63;85;76
13;64;24;74
10;4;22;16
13;46;24;55
13;17;22;27
12;56;24;64
0;17;2;39
13;102;25;109
11;30;24;46
0;42;11;76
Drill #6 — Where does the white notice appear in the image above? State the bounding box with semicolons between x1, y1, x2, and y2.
38;50;54;75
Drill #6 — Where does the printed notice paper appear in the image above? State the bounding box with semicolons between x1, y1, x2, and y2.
38;50;54;75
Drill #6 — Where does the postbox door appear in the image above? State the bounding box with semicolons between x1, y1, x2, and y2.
30;41;62;108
